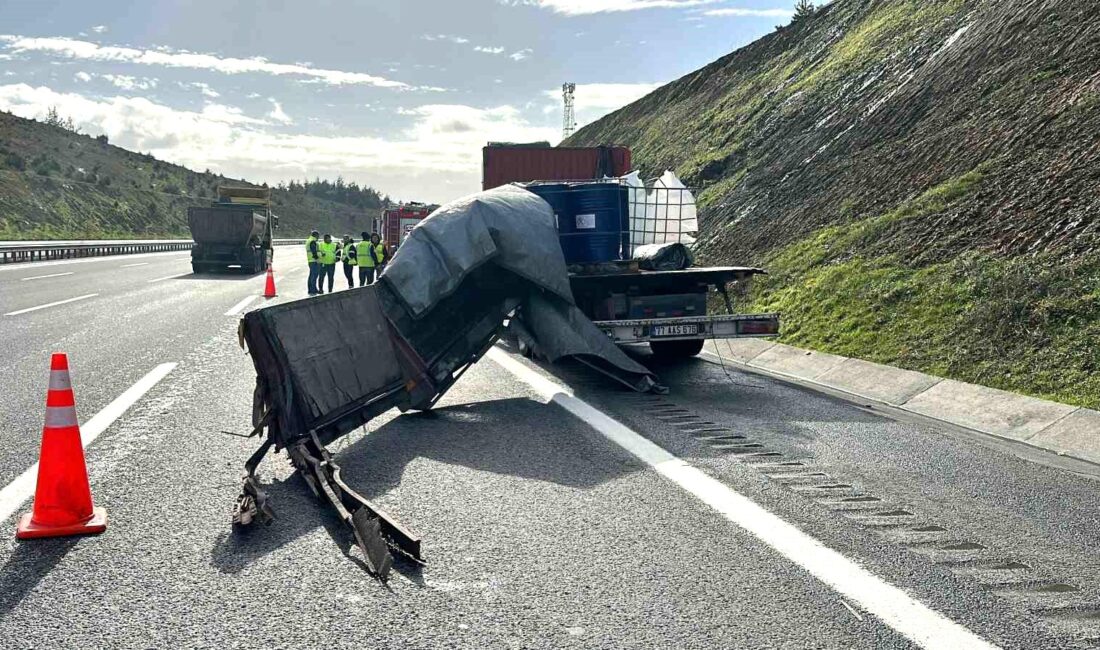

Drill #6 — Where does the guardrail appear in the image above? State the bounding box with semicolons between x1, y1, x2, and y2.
0;239;306;265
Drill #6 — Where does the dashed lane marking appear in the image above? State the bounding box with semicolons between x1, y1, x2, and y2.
147;273;190;283
225;295;259;316
121;262;150;268
19;272;75;281
4;293;99;316
0;362;177;525
488;347;1000;650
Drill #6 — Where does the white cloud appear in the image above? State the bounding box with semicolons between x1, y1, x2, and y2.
422;34;470;44
199;103;269;125
509;48;533;61
474;46;506;54
543;82;662;111
504;0;720;15
267;98;293;125
101;74;157;91
72;71;157;90
91;25;107;33
179;81;220;98
0;83;555;202
702;7;793;17
0;35;411;89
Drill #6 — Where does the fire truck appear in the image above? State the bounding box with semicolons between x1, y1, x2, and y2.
380;202;437;257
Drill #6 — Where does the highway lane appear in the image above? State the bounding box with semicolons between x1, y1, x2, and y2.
0;254;1097;647
544;349;1100;646
0;249;307;491
0;330;918;648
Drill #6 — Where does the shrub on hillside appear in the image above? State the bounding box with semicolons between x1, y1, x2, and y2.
31;155;61;176
3;151;25;171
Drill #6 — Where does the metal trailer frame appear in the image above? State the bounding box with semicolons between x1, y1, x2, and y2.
234;278;520;579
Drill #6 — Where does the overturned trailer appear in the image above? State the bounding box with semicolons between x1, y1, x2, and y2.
236;185;664;577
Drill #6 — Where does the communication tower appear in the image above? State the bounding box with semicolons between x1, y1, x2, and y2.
562;83;576;139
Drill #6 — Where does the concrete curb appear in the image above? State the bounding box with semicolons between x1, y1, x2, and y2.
704;340;1100;467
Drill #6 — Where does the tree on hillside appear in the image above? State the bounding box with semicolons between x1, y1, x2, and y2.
792;0;816;21
43;105;80;133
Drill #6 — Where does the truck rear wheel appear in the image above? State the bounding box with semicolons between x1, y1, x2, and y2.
649;339;705;359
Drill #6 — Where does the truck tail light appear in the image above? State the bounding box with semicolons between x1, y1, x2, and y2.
740;318;779;335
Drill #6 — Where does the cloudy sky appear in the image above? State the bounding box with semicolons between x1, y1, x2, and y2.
0;0;791;202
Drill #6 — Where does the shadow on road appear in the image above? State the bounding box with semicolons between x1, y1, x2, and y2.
175;271;262;281
0;537;80;617
209;397;639;578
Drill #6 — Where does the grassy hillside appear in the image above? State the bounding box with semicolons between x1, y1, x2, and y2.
569;0;1100;407
0;110;381;239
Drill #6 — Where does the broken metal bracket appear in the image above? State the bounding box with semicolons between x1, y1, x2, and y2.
279;432;423;580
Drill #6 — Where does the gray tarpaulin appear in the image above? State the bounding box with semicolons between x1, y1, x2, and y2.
382;184;573;315
243;185;658;450
632;241;694;271
383;184;657;392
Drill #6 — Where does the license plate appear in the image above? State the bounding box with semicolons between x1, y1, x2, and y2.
650;324;700;337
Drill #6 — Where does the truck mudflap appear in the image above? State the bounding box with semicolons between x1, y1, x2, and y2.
595;313;781;343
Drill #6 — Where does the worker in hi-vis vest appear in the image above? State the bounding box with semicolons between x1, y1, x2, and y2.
317;233;338;294
305;230;321;295
357;231;386;286
341;234;357;289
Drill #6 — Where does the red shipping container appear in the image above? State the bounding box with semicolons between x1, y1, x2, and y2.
482;144;631;190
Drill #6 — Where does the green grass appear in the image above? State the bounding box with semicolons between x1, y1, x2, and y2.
748;170;1100;409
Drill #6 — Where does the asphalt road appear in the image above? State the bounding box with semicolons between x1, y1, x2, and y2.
0;250;1097;648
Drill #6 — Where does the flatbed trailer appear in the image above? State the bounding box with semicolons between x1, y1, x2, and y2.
482;145;780;358
567;264;779;358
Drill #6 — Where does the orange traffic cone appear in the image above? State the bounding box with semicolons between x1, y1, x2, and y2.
263;265;277;298
16;353;107;539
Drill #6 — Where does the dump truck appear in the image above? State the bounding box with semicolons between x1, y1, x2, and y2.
187;186;276;274
482;143;780;359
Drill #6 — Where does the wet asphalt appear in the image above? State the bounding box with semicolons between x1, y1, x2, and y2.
0;254;1097;648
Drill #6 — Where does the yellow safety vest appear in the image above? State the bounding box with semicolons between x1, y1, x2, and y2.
358;241;384;268
318;241;337;265
305;236;319;262
342;243;357;266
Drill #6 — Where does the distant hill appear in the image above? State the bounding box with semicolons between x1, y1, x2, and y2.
0;110;382;239
569;0;1100;408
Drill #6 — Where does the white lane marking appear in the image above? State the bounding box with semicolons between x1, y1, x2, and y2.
225;294;259;316
19;272;75;281
0;362;177;524
121;262;149;268
4;293;99;316
487;347;999;650
147;273;189;283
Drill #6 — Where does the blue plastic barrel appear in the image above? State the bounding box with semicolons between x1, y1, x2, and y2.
525;183;572;233
562;183;626;264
